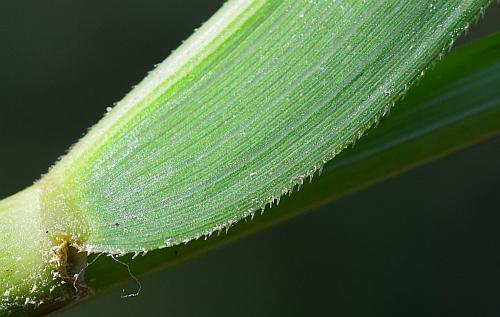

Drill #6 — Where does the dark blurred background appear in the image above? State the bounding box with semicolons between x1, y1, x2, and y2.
0;1;499;316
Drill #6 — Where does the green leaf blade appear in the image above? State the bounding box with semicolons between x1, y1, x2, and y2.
85;32;500;295
39;0;491;254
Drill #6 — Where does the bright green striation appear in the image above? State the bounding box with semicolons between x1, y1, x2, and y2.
38;0;491;254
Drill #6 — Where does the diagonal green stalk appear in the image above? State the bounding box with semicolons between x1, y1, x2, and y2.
0;1;496;316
